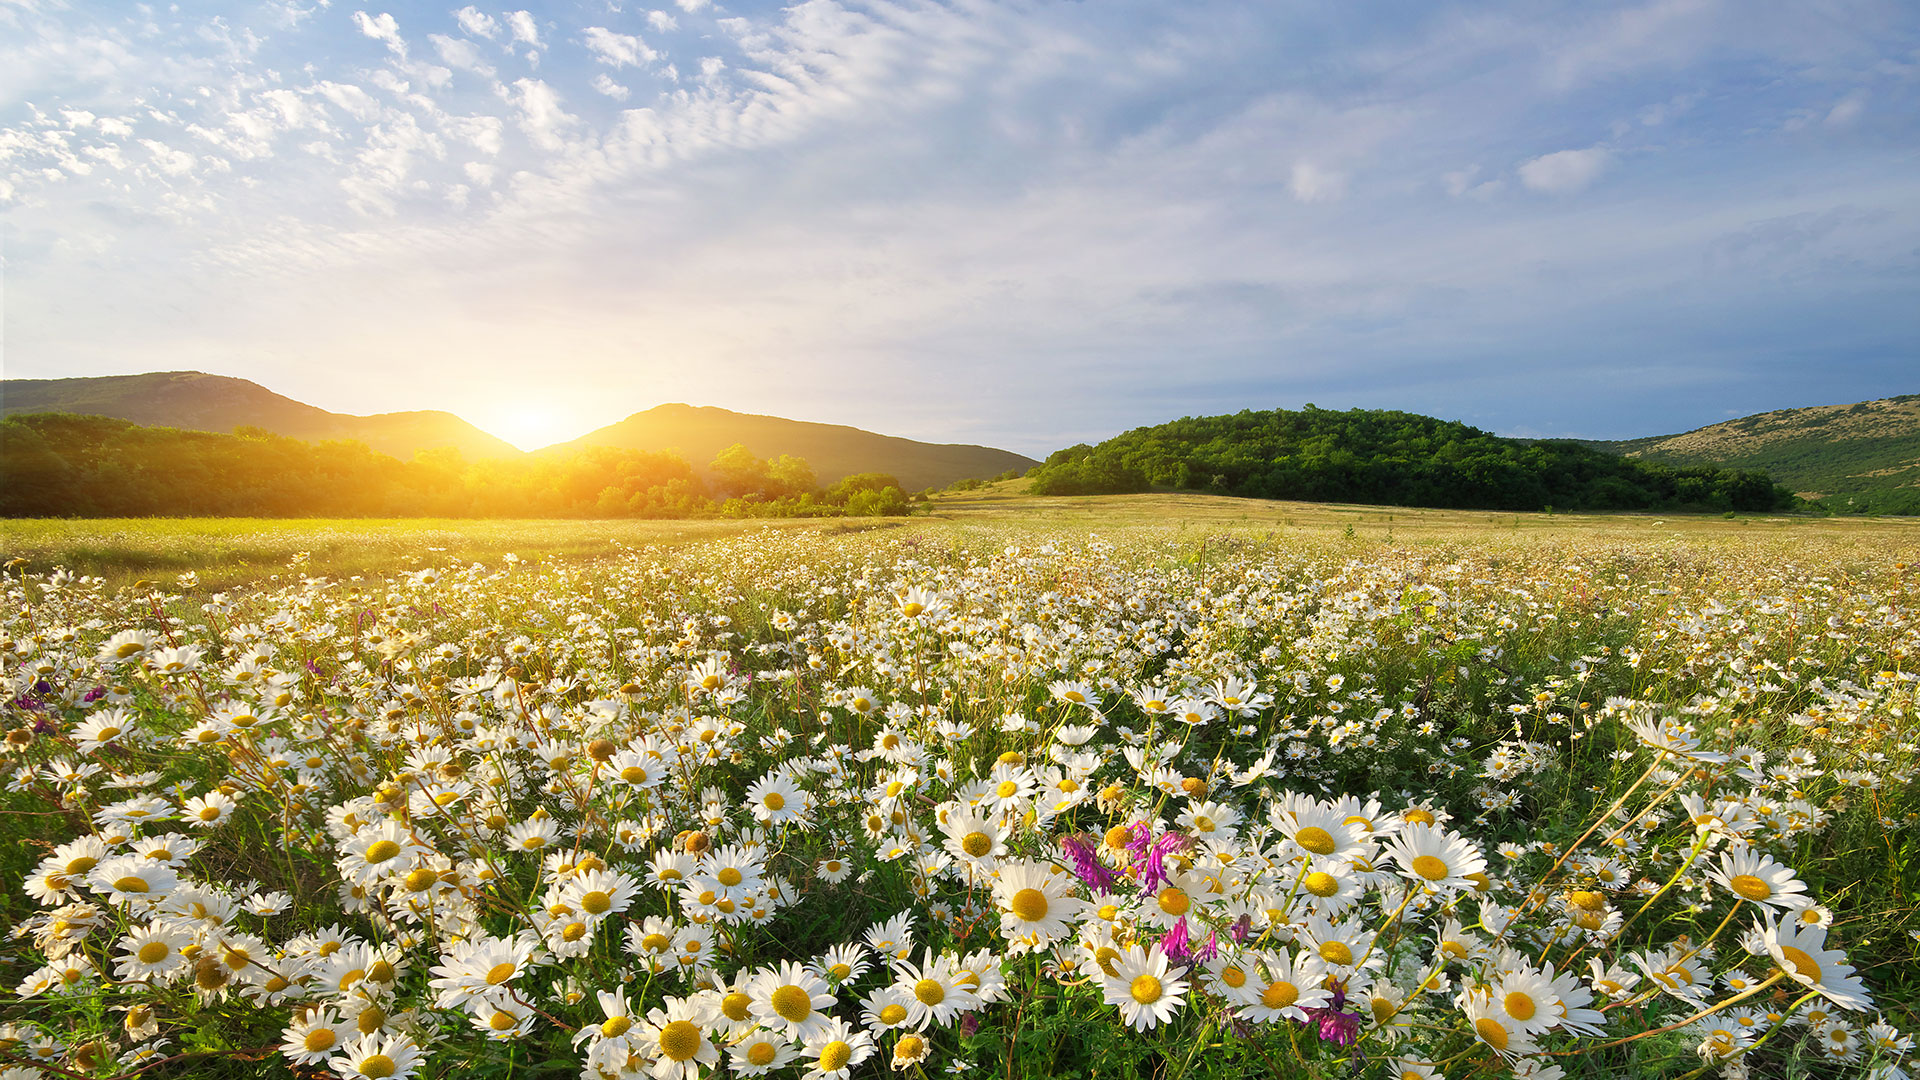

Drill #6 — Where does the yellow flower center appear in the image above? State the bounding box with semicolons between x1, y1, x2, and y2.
763;792;786;811
915;978;945;1005
136;942;169;964
819;1040;853;1072
721;993;752;1022
717;868;743;888
562;922;588;942
1319;941;1353;966
1296;826;1336;855
1104;825;1132;849
1009;888;1049;922
879;1003;908;1025
485;962;516;985
1475;1016;1509;1050
1130;974;1163;1004
1157;886;1190;916
771;985;814;1024
1504;992;1535;1021
620;767;647;783
1220;965;1247;988
359;1054;397;1078
602;1016;632;1038
1261;980;1298;1010
1304;871;1339;897
1411;855;1449;881
1729;874;1772;901
114;876;149;894
581;890;612;915
748;1041;777;1066
303;1029;337;1053
962;832;993;857
1777;945;1822;984
642;933;671;953
490;1010;517;1031
996;781;1018;799
657;1020;702;1061
1405;809;1436;826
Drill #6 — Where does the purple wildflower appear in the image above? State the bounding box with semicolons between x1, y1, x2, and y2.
83;686;106;703
1194;929;1220;963
1059;834;1122;894
1306;1006;1362;1047
1229;914;1253;945
1160;918;1191;964
1136;830;1193;893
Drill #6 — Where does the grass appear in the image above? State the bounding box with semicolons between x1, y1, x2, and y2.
2;495;1916;1079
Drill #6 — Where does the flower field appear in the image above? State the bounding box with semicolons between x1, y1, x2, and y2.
1;515;1916;1080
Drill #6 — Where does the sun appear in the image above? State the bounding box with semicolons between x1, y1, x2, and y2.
481;407;575;453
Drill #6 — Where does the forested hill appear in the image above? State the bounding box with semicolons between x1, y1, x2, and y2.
1027;406;1798;513
1582;394;1920;514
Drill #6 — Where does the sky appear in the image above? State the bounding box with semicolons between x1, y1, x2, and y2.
1;0;1916;456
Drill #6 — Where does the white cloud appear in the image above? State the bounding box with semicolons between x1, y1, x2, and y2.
314;81;382;122
675;0;709;11
1825;92;1865;126
443;113;504;155
138;138;195;176
591;72;631;100
454;6;498;40
506;77;578;151
1289;162;1346;203
1442;165;1479;197
506;10;540;47
1518;147;1610;193
351;11;407;59
648;10;678;33
583;27;655;68
430;34;494;77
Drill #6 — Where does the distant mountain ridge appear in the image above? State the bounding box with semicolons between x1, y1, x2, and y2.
1582;394;1920;513
1;372;523;462
546;403;1037;491
0;372;1040;492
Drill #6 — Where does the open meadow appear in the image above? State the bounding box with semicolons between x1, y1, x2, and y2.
1;497;1916;1080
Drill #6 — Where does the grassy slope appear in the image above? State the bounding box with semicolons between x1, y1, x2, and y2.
1586;394;1920;509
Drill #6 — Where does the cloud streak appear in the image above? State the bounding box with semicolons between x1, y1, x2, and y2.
1;1;1915;455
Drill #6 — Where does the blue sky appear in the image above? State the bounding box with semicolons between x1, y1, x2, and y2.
2;0;1915;454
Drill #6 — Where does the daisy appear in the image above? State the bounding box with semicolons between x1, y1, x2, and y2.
1483;967;1560;1036
90;857;179;906
745;772;810;827
1239;950;1332;1023
940;805;1007;868
561;867;640;921
1384;824;1487;893
802;1018;873;1079
730;1030;797;1075
1764;917;1873;1012
748;961;838;1042
894;949;979;1029
1707;845;1812;911
992;860;1086;954
425;935;537;1009
637;997;719;1080
812;943;870;985
329;1031;423;1080
1101;943;1188;1031
181;790;238;828
890;1031;933;1071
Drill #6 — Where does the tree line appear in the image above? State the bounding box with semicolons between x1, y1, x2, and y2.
1026;406;1800;513
0;414;915;518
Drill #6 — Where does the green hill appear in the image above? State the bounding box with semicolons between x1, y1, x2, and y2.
1583;395;1920;514
1026;405;1797;513
0;371;524;462
544;403;1036;491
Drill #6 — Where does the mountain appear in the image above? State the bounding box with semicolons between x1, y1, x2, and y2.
1;371;523;462
1025;405;1797;512
1584;395;1920;513
542;403;1037;491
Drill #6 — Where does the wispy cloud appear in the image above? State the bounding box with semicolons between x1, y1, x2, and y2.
1;1;1915;454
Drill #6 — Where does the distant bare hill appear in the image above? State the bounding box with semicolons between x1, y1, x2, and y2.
1585;394;1920;513
1;372;523;462
544;403;1036;491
